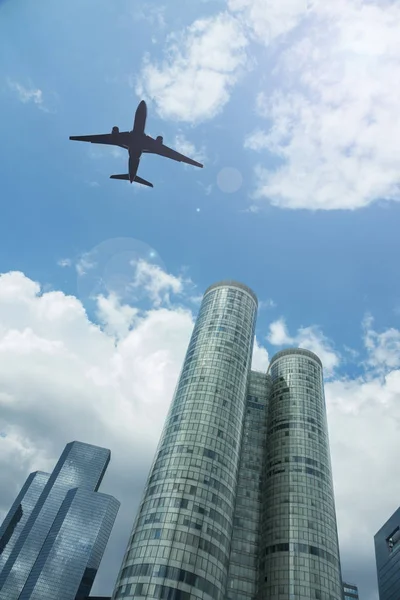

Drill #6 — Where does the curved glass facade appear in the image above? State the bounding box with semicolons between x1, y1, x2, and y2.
113;281;258;600
112;280;346;600
226;370;271;600
260;349;343;600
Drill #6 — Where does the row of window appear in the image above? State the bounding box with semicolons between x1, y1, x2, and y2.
268;413;325;433
125;525;230;570
263;517;334;533
150;444;236;485
154;444;238;476
182;358;247;379
116;582;213;600
118;562;221;599
267;454;329;473
265;543;339;567
260;583;337;600
140;496;230;524
125;546;225;583
138;498;232;535
268;410;325;426
135;511;230;547
142;486;231;518
266;465;328;483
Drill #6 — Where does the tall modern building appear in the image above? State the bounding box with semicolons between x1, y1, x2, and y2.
0;441;120;600
0;471;49;573
112;280;344;600
342;582;359;599
374;506;400;600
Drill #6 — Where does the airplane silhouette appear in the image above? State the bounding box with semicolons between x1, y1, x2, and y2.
69;100;203;187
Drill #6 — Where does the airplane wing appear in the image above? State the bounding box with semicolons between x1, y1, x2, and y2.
143;136;203;168
69;132;131;147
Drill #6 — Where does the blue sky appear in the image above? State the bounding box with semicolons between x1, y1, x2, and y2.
1;0;400;598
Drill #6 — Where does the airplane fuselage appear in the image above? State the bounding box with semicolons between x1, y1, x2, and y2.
126;100;147;182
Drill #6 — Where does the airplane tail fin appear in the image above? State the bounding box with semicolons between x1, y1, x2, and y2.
110;174;130;181
110;174;153;188
134;175;153;188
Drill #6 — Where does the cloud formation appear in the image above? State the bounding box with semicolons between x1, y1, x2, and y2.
228;0;309;43
130;259;185;307
7;80;48;112
136;12;248;122
245;0;400;210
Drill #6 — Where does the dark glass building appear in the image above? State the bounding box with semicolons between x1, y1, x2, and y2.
0;441;119;600
374;506;400;600
112;280;344;600
0;471;49;573
342;582;359;599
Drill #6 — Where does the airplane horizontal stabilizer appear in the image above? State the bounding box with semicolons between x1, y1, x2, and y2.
134;175;153;188
110;174;130;180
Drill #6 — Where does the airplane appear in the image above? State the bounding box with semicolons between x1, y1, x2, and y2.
69;100;203;187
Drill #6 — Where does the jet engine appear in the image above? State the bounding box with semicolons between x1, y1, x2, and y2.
112;126;119;134
156;136;163;144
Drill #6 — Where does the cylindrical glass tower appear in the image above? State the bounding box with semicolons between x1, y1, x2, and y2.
113;281;258;600
259;348;343;600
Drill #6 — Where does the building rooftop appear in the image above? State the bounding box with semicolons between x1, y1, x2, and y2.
204;280;258;305
268;347;323;368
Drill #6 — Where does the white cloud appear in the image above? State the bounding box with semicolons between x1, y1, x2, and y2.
267;317;340;375
130;259;185;307
131;3;166;29
7;80;47;112
188;295;203;306
326;368;400;597
136;12;249;122
251;337;269;371
76;255;97;277
173;133;207;164
96;293;139;339
228;0;309;44
363;314;400;372
268;317;291;345
198;182;213;196
57;258;72;268
258;298;277;310
246;0;400;210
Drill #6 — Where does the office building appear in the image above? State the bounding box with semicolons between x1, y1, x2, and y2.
0;441;120;600
374;506;400;600
112;280;344;600
0;471;49;572
343;582;359;599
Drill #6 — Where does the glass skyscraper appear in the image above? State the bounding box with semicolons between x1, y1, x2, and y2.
0;471;49;573
112;280;344;600
374;506;400;600
260;350;343;599
0;441;120;600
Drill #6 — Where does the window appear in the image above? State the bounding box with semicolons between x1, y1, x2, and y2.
387;526;400;552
